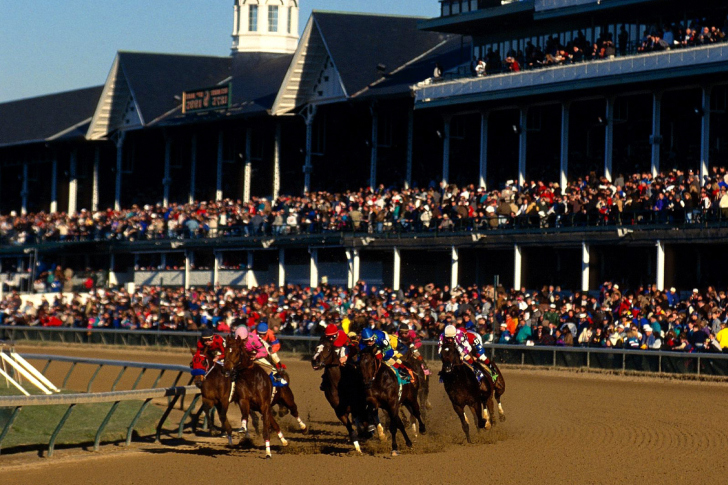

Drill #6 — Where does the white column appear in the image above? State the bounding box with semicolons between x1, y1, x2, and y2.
189;134;197;204
115;132;125;211
581;242;590;292
92;146;100;211
109;253;117;287
213;252;221;287
243;127;252;203
405;107;414;189
604;97;615;181
353;248;360;285
518;107;528;187
309;248;319;289
68;148;78;215
21;162;28;215
650;93;662;177
442;116;451;185
700;87;712;181
50;157;58;214
656;240;665;291
513;244;522;291
450;246;459;290
273;123;281;200
233;2;240;35
560;103;570;193
163;135;172;207
479;112;488;189
246;251;258;288
278;248;286;287
303;105;316;194
393;247;401;292
184;251;191;290
347;248;360;288
370;104;378;190
216;131;224;201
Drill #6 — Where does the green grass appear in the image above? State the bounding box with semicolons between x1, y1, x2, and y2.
0;387;164;451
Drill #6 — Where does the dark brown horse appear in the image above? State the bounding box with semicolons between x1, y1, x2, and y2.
400;349;432;418
190;352;237;445
311;337;369;454
358;347;426;456
223;336;286;458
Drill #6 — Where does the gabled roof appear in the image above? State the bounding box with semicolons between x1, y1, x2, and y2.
272;11;458;115
0;86;103;148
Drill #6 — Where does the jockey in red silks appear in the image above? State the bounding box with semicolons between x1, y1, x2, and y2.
191;328;225;377
313;324;350;392
234;325;287;387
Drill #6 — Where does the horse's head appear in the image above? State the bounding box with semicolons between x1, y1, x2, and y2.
223;335;243;378
440;339;461;374
312;337;336;370
358;347;379;389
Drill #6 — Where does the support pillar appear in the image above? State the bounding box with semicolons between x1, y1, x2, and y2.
278;248;285;287
604;97;615;181
50;157;58;214
513;244;522;291
405;107;413;189
163;135;171;207
189;134;197;204
21;162;28;215
309;248;318;289
216;131;224;201
68;149;78;215
213;252;221;287
243;127;252;203
560;103;570;193
246;251;257;288
581;242;590;292
92;146;100;212
346;249;360;288
370;103;378;190
115;132;125;211
302;105;316;194
651;93;662;177
393;247;401;292
656;240;665;291
700;86;712;181
442;116;451;185
518;108;528;187
479;112;488;189
273;123;281;200
184;251;191;291
451;246;459;290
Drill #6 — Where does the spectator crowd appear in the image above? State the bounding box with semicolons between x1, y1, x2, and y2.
2;279;728;354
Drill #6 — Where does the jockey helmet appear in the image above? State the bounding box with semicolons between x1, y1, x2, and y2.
398;323;410;334
444;325;457;338
201;328;214;340
325;323;339;337
257;322;268;333
361;327;375;342
235;325;249;340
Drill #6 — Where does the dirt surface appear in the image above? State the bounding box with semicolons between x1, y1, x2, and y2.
2;344;728;485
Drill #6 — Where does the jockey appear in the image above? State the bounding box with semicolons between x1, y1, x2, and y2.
395;324;423;360
234;325;287;387
254;322;285;371
360;327;410;381
324;323;351;365
439;324;497;382
191;328;225;376
461;325;499;381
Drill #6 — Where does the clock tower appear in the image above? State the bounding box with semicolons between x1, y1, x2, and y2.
232;0;299;55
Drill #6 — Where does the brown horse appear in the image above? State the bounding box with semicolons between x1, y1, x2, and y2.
311;337;369;454
223;336;286;458
439;342;490;443
358;347;426;456
400;349;432;419
190;353;237;445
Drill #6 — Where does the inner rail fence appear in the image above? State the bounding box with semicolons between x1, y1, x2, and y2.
0;351;201;456
3;325;728;378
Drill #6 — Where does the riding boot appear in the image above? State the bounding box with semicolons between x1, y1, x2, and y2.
485;360;499;381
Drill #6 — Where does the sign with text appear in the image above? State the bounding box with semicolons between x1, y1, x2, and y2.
182;84;231;114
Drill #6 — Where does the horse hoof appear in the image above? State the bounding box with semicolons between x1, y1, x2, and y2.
426;401;433;410
391;450;399;457
419;425;426;435
264;455;272;460
485;422;492;431
499;415;507;422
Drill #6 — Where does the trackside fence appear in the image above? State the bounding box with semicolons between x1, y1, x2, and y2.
0;353;201;456
3;326;728;377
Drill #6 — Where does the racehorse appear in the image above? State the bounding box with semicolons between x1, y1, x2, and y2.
223;336;288;458
400;349;432;418
311;337;369;454
358;347;426;456
189;349;237;445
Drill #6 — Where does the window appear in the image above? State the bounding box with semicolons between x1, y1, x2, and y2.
248;5;258;32
287;6;292;33
268;5;278;32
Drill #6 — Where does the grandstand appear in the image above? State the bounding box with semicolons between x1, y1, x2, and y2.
1;0;728;293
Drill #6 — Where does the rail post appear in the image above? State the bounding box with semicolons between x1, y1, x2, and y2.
48;404;76;457
0;406;22;454
62;362;77;389
126;398;153;446
86;364;104;393
131;368;147;390
94;401;121;451
155;394;182;443
111;366;128;391
177;394;201;438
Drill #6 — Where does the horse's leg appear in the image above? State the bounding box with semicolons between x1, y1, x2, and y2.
337;411;362;454
404;392;426;435
238;399;251;439
251;411;260;435
392;402;412;450
486;393;496;430
216;400;233;446
471;403;486;430
496;393;506;422
266;408;288;447
452;402;471;444
280;386;306;431
261;406;272;459
386;405;400;456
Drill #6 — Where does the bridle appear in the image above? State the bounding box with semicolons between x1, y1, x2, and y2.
440;340;461;373
312;339;338;370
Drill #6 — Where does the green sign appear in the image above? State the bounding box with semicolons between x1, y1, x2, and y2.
182;83;231;114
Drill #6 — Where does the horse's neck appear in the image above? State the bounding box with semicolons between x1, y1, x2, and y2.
325;364;342;384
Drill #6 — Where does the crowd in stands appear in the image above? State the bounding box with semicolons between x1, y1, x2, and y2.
2;280;727;354
468;16;728;77
3;165;728;245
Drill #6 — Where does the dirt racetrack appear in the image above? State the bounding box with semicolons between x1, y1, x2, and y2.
2;344;728;485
